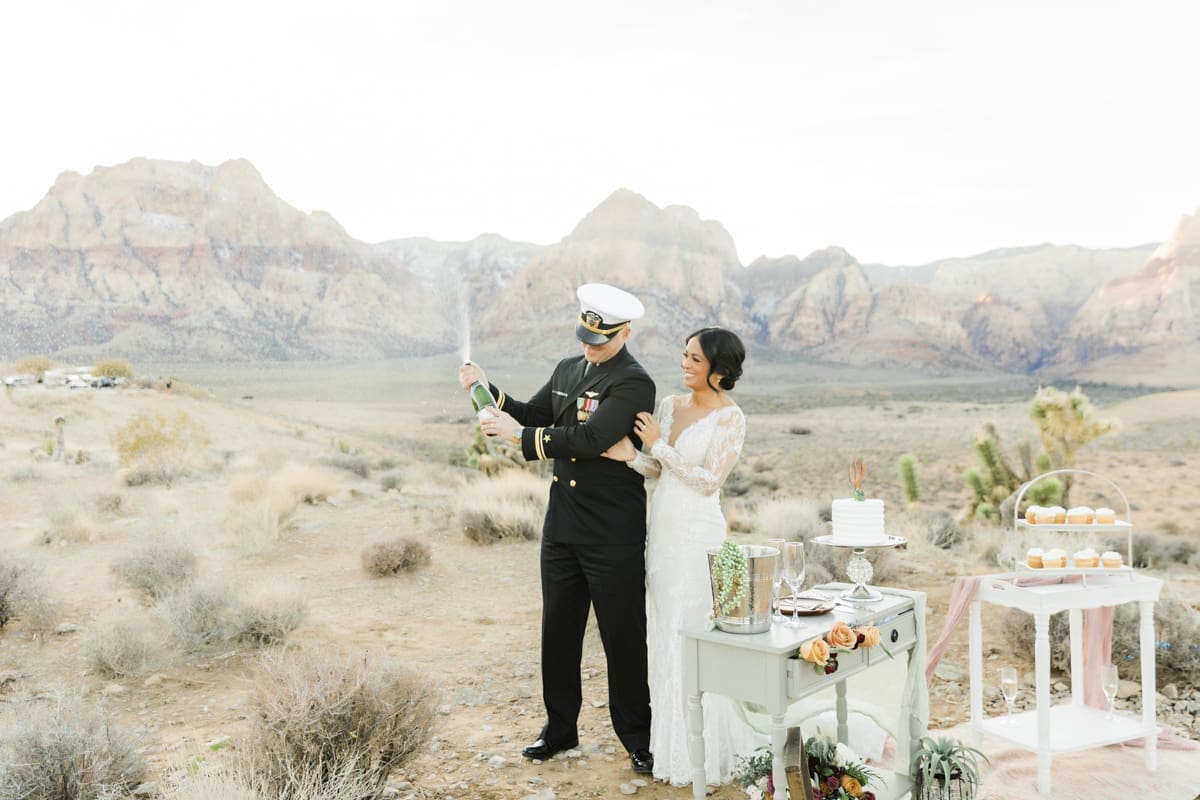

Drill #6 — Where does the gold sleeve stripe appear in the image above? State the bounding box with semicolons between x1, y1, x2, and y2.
496;389;506;409
534;427;547;461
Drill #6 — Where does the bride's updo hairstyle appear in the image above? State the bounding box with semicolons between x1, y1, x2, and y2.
686;327;745;392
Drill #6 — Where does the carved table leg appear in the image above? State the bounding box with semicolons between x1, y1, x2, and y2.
1035;612;1052;794
687;692;706;800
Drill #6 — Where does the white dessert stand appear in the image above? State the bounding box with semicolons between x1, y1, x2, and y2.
810;534;906;604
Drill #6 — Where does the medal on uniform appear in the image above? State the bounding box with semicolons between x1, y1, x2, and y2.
577;396;599;422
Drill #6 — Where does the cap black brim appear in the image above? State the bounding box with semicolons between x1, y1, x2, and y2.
575;324;610;345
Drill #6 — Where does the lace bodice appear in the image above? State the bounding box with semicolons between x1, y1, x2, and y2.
630;395;745;496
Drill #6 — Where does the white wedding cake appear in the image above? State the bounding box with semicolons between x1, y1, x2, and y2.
831;498;887;546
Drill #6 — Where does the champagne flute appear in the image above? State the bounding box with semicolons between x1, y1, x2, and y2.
1000;667;1018;725
766;537;787;624
1102;663;1119;720
782;541;806;629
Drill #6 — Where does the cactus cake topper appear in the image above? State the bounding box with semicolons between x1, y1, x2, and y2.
848;458;867;501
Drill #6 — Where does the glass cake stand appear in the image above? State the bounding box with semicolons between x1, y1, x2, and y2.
810;534;907;604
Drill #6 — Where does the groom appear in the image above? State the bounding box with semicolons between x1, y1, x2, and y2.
460;283;656;774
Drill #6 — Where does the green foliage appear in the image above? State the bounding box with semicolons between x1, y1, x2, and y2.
112;411;210;485
912;736;988;800
711;540;748;616
898;453;920;506
964;469;987;504
974;502;996;522
1035;452;1053;473
1026;477;1063;506
731;746;773;789
93;358;135;379
1029;386;1119;506
13;355;55;379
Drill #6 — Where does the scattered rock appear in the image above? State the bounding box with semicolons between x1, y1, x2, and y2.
520;789;555;800
143;674;167;687
1116;680;1141;699
934;662;965;682
131;782;159;797
102;683;127;696
487;755;506;768
54;623;78;634
1053;681;1068;693
591;700;608;708
619;783;638;794
1162;684;1179;700
631;778;648;787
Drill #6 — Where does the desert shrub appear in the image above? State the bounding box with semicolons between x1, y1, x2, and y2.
1130;532;1199;570
39;509;95;545
270;463;342;505
112;410;211;485
457;471;547;544
0;557;57;634
162;762;379;800
725;499;756;533
361;538;432;576
1002;597;1200;686
378;468;404;491
92;358;135;379
13;355;56;379
85;611;162;677
8;466;44;482
94;492;126;515
233;587;307;646
111;536;199;602
913;509;963;550
248;649;437;797
319;454;371;479
753;498;825;542
0;691;146;799
159;581;237;647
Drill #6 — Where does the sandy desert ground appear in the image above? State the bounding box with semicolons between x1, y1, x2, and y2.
1;356;1198;800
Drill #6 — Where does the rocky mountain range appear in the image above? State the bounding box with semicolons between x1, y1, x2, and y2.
1;158;1195;383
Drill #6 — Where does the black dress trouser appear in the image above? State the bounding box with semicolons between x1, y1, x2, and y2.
538;538;651;753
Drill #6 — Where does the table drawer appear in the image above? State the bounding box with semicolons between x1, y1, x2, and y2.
786;646;868;697
872;609;917;660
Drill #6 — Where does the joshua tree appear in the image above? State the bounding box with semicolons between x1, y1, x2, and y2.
1029;386;1119;507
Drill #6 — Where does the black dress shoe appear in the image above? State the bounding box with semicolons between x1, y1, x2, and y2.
630;748;654;774
521;737;579;760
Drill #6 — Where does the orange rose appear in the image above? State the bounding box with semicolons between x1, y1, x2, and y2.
800;638;830;666
857;624;881;649
841;775;863;797
827;620;856;649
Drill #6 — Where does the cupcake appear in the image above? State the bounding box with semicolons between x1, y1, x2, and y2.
1026;548;1044;568
1043;548;1067;568
1067;506;1094;524
1072;548;1099;568
1095;507;1117;524
1050;506;1067;524
1034;507;1057;525
1101;550;1124;568
1024;505;1042;524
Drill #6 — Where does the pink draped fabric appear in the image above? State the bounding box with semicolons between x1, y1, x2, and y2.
925;573;1196;750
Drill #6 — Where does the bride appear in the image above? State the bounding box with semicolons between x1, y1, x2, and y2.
603;326;764;787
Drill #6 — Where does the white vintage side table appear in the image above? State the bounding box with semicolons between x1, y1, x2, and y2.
968;571;1162;795
682;587;925;800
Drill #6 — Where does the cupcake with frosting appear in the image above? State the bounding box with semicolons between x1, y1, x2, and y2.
1034;507;1057;524
1050;506;1067;524
1026;547;1044;568
1024;505;1042;524
1101;550;1124;568
1042;548;1067;568
1095;507;1117;524
1072;548;1099;568
1067;506;1094;524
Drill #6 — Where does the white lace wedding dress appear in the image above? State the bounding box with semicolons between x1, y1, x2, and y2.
631;394;766;787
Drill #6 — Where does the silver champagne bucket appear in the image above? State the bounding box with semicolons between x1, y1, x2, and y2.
707;544;777;634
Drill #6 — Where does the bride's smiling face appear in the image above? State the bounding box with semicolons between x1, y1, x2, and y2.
681;337;720;391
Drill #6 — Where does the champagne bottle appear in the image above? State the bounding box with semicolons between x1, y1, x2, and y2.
469;379;497;420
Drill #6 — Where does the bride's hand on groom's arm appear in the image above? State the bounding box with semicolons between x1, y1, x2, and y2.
600;436;637;462
633;412;660;449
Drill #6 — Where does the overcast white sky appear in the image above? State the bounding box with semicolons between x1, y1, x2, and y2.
2;0;1197;265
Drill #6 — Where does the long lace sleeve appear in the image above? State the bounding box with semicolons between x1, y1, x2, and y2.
649;405;745;496
625;396;671;479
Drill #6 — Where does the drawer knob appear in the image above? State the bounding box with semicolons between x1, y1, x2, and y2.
890;628;900;643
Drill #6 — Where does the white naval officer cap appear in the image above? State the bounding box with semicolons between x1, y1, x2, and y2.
575;283;645;345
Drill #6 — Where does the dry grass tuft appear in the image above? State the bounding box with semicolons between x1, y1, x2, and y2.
111;535;199;602
112;410;211;487
12;354;56;379
360;537;432;577
85;610;164;677
39;508;95;544
0;691;146;799
752;498;825;542
378;467;405;491
93;358;135;379
270;463;343;505
163;759;381;800
247;648;437;797
457;471;547;544
224;473;300;550
318;454;371;479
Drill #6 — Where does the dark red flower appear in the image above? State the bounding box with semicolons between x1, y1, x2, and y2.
826;775;840;789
